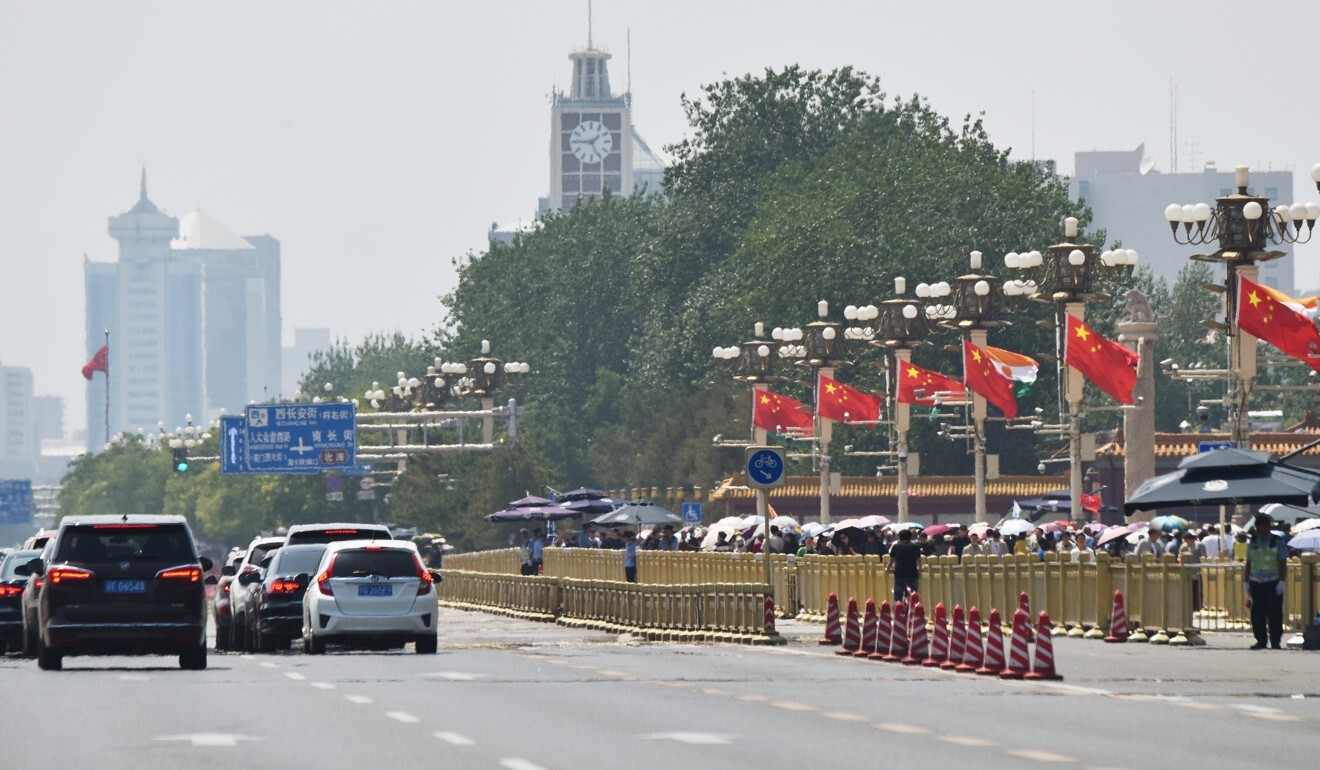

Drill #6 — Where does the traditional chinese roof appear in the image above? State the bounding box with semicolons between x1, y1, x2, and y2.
709;474;1070;502
1095;431;1320;459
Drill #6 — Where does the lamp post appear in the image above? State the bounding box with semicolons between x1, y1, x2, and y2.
712;322;792;446
872;277;934;523
1004;218;1138;523
1162;165;1320;451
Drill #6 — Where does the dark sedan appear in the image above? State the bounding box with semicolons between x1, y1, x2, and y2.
245;544;326;652
0;549;41;653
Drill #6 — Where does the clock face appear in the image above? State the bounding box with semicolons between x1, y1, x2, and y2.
569;120;613;163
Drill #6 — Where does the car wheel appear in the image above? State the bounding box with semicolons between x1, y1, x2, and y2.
214;622;229;651
305;632;325;655
23;622;37;658
231;616;248;652
0;638;7;655
180;643;207;670
36;636;62;671
276;636;292;651
415;634;437;655
257;626;275;653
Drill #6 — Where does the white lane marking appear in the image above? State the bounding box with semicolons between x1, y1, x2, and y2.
1230;703;1280;714
500;760;549;770
119;674;151;681
345;695;374;705
435;732;475;746
1005;749;1078;763
702;688;729;697
873;723;929;734
939;735;998;747
387;711;420;723
284;672;306;681
596;669;629;677
821;711;868;722
639;732;736;745
155;733;262;747
1246;712;1302;722
425;671;484;681
260;661;279;669
241;654;257;660
770;701;816;712
737;694;770;702
310;682;336;690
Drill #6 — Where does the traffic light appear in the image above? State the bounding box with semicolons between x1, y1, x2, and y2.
172;446;190;473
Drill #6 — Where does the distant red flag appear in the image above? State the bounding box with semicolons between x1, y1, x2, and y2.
752;389;813;433
1237;275;1320;373
963;339;1018;419
1063;314;1139;404
817;374;881;426
1080;493;1102;514
896;361;965;407
82;345;109;380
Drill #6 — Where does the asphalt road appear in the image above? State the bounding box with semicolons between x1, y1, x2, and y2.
2;610;1318;769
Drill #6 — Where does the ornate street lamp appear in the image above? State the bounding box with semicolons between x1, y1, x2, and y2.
712;322;791;445
870;278;933;523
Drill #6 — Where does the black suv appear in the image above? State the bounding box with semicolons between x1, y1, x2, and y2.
28;514;215;670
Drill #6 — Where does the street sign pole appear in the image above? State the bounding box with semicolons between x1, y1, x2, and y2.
745;446;786;595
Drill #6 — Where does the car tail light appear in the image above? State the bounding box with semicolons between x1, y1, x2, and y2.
414;557;433;596
49;565;95;584
0;584;23;597
266;578;301;596
222;583;231;594
156;565;202;582
316;554;338;595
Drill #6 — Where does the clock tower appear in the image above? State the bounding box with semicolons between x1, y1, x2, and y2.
546;43;632;212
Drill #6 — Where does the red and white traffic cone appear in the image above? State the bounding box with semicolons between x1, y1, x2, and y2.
1018;592;1034;642
977;608;1006;676
904;603;929;665
870;601;893;661
764;594;776;635
923;603;949;667
1104;590;1128;643
956;607;984;674
1000;608;1031;680
1025;611;1063;680
837;597;861;655
819;592;842;645
854;599;878;658
885;599;909;663
941;605;966;670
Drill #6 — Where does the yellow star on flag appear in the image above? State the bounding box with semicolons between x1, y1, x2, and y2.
906;366;919;379
824;382;838;394
971;349;982;363
1248;290;1261;308
1074;324;1090;341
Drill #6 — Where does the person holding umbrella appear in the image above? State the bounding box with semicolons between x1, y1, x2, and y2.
1244;512;1289;650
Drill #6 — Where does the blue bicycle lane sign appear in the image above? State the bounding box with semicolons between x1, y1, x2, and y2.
745;446;786;488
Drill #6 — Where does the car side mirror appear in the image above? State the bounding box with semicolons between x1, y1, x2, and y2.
238;571;261;586
14;563;29;576
204;575;218;585
293;573;309;587
26;557;44;576
199;556;214;571
260;554;274;568
221;565;236;577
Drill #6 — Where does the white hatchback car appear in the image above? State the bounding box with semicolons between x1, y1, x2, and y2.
302;540;437;654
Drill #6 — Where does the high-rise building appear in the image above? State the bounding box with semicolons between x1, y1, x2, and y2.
0;360;37;477
1070;145;1296;293
282;327;333;397
84;173;281;450
491;34;667;244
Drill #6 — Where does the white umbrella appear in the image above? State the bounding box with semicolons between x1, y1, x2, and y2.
702;517;745;550
998;519;1034;537
1288;529;1320;552
802;522;834;539
882;522;922;532
1294;518;1320;534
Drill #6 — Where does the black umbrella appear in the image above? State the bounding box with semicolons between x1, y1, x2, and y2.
1124;449;1320;515
589;501;684;527
484;505;579;523
558;487;609;501
562;496;622;514
507;495;554;508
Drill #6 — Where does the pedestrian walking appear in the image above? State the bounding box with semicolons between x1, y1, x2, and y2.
886;528;921;602
1244;513;1288;649
622;530;638;583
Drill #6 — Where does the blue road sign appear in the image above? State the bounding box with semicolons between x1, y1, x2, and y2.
681;502;702;523
221;416;317;475
745;446;786;488
244;403;356;472
340;463;375;476
1197;441;1235;454
0;479;34;525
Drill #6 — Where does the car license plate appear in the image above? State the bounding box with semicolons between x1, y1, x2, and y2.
104;579;147;594
358;584;393;597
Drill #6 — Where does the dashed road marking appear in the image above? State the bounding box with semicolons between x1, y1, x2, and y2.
500;760;548;770
425;672;484;681
345;695;374;705
596;669;630;678
639;732;736;745
1005;749;1078;763
310;682;336;690
259;661;279;669
435;732;475;746
821;711;868;722
770;701;817;712
938;735;998;747
737;694;770;702
1245;711;1301;722
284;672;306;681
702;688;729;697
873;723;929;734
387;711;420;723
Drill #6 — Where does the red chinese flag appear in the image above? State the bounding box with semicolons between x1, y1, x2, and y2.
1080;493;1102;513
1237;275;1320;373
751;389;813;433
896;361;965;407
1063;314;1139;405
81;345;109;380
963;339;1017;419
817;374;881;426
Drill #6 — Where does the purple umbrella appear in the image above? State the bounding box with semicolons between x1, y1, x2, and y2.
484;505;579;523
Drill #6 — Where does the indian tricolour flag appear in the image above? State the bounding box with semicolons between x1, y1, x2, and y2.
1258;283;1319;318
986;346;1038;398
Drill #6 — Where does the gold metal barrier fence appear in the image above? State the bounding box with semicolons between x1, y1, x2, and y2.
1188;555;1320;634
443;548;521;575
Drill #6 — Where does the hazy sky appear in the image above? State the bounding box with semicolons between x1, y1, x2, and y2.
3;0;1319;438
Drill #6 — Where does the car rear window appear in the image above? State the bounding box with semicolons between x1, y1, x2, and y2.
1;551;42;579
271;547;326;575
330;550;418;578
247;543;280;566
287;528;390;545
57;524;196;564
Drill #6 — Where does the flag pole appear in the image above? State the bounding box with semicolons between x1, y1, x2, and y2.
103;328;110;447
